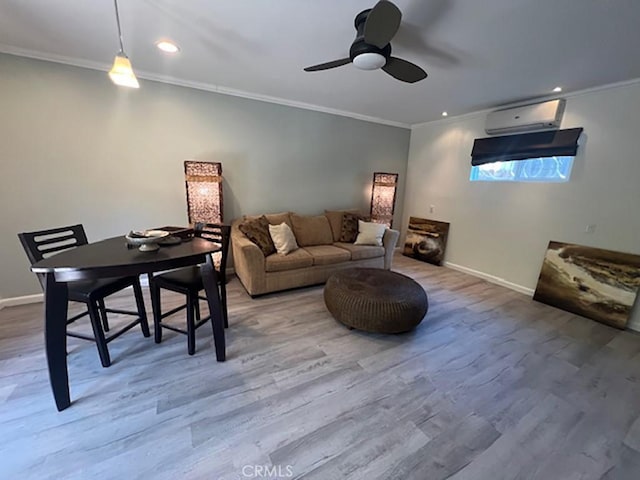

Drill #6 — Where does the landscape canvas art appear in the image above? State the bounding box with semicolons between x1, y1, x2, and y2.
403;217;450;266
533;241;640;329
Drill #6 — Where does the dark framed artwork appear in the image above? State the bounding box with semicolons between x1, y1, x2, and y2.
403;217;450;266
533;241;640;329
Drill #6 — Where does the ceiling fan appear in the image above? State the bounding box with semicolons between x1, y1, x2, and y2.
304;0;427;83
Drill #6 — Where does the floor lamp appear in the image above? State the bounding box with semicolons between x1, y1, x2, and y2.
184;161;223;225
370;172;398;228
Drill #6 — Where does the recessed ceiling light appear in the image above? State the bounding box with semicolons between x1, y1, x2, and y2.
442;111;448;117
156;40;180;54
552;86;562;93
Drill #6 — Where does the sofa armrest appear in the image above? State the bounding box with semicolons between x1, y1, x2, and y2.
231;221;266;294
234;235;265;269
382;228;400;270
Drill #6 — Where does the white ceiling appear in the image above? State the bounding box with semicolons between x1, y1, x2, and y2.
1;0;640;127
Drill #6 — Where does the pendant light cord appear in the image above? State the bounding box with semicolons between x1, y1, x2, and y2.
113;0;125;54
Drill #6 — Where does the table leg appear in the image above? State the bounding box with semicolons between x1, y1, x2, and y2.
200;256;226;361
44;273;71;411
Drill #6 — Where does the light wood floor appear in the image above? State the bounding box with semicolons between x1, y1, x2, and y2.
2;253;640;479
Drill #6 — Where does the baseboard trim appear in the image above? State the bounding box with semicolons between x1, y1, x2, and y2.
3;266;637;331
0;268;237;310
0;293;44;310
443;262;535;296
0;264;525;310
442;261;640;332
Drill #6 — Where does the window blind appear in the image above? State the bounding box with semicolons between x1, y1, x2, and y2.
471;128;583;166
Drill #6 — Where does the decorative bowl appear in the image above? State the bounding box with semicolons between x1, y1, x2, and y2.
125;230;170;252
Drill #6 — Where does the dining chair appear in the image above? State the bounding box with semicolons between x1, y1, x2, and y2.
150;223;230;355
18;224;150;368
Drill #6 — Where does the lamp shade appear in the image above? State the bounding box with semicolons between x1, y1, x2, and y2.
108;54;139;88
370;172;399;228
184;161;223;224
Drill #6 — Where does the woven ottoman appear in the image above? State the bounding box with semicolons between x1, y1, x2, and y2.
324;268;428;333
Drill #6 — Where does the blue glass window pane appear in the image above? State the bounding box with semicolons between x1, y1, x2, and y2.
470;156;574;182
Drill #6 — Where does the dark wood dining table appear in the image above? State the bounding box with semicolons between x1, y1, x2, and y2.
30;235;225;411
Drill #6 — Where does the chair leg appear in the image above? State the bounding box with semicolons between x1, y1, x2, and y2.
97;298;110;332
87;303;111;368
151;282;162;344
133;277;150;338
220;282;229;329
186;290;196;356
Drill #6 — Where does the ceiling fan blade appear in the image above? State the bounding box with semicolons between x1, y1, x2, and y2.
364;0;402;49
382;57;427;83
304;58;352;72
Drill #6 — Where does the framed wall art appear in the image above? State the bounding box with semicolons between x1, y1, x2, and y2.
403;217;450;266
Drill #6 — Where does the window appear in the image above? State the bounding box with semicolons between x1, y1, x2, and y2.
469;156;574;183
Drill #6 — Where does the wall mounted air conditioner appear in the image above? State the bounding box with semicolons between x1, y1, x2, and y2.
485;99;566;135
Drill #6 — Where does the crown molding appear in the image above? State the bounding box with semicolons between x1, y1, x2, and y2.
0;45;410;130
411;77;640;129
4;44;638;131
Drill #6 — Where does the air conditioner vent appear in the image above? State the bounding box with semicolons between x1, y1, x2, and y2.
485;99;566;135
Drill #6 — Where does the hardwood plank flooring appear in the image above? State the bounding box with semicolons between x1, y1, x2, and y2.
1;253;640;479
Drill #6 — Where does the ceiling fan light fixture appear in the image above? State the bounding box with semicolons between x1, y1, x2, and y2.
109;0;139;89
353;52;386;70
109;53;140;88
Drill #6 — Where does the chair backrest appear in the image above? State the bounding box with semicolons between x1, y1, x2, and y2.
18;224;88;264
195;223;231;282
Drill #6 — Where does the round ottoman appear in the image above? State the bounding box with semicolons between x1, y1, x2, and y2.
324;268;428;333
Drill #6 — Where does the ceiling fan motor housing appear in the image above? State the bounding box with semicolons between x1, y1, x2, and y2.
350;8;392;70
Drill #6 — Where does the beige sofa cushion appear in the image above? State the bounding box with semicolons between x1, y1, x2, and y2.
325;209;360;242
304;245;351;266
244;211;292;228
265;248;313;272
334;242;385;260
291;214;334;247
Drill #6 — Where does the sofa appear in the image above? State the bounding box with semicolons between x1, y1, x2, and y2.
231;210;400;296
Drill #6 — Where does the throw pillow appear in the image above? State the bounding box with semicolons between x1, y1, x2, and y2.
325;209;360;242
268;222;298;255
239;215;276;256
354;220;386;246
243;212;292;228
339;213;361;243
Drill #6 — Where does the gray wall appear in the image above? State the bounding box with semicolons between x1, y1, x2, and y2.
404;81;640;330
0;53;409;299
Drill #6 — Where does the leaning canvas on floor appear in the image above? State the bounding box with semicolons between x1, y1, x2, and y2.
533;241;640;329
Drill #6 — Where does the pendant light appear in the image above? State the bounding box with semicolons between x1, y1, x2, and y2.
108;0;139;88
